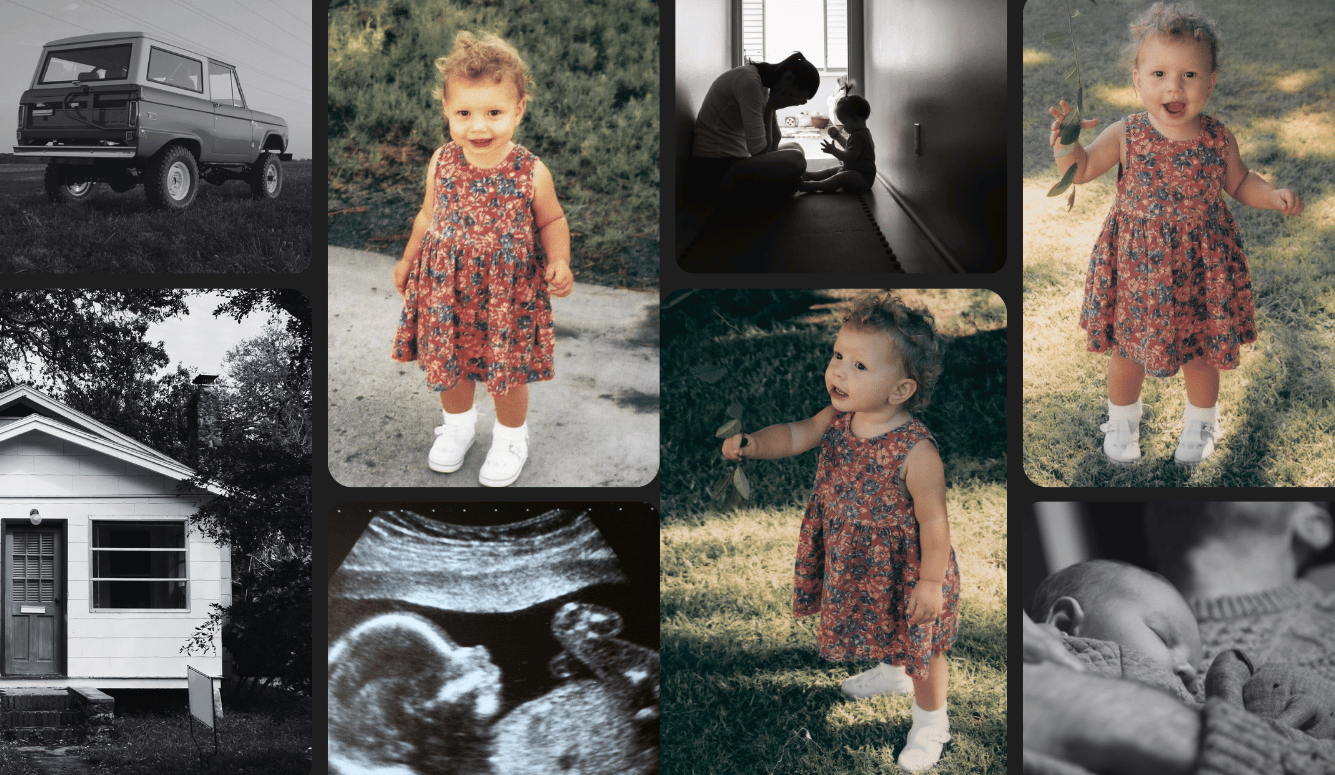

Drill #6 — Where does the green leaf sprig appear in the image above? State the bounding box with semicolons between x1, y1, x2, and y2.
708;399;752;510
1046;0;1097;209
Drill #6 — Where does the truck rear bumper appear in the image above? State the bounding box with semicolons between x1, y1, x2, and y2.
11;146;136;159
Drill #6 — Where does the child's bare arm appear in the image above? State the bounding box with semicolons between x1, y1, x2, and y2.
904;441;950;625
1223;131;1304;216
1050;101;1122;184
721;405;836;460
532;160;573;298
394;147;443;296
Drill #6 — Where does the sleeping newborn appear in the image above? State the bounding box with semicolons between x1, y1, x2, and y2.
1029;558;1203;699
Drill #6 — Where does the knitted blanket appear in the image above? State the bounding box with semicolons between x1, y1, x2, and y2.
1062;634;1198;706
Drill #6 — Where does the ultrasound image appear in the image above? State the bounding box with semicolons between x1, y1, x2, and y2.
328;508;658;775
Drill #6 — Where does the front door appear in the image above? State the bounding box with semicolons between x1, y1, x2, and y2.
4;525;62;675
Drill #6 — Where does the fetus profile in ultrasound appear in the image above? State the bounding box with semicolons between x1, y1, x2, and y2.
328;508;658;775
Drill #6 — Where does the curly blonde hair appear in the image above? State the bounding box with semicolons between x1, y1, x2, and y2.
433;31;532;104
842;293;943;412
1128;2;1222;72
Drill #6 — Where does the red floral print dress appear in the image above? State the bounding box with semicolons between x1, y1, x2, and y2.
393;143;555;396
793;412;961;677
1080;112;1256;378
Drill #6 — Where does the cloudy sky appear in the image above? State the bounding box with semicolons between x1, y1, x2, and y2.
146;291;273;377
2;0;312;159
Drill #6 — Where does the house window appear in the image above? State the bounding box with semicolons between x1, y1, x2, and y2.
741;0;848;72
147;47;203;93
91;521;187;610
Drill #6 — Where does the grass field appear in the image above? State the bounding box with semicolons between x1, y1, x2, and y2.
1022;0;1335;486
0;161;312;273
660;289;1007;774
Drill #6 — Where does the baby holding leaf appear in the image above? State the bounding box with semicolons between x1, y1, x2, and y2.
720;292;961;773
1049;1;1304;467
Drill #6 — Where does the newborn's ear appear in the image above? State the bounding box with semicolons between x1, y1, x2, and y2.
1044;596;1085;635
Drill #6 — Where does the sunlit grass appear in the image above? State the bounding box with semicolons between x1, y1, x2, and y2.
1022;0;1335;487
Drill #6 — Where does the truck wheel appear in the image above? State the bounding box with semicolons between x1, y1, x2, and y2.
43;161;98;204
248;152;282;199
145;144;199;210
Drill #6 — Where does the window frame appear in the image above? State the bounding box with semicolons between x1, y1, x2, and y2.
737;0;849;75
146;46;204;94
89;519;189;613
37;44;133;85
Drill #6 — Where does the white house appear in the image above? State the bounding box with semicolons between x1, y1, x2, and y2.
0;385;228;690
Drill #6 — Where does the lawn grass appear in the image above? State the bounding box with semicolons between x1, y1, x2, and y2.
661;487;1007;775
81;703;312;775
660;289;1007;774
0;162;312;273
1022;0;1335;486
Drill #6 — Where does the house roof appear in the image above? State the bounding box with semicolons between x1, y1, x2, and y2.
0;384;209;488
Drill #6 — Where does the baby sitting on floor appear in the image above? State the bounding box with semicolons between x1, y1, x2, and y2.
799;94;876;193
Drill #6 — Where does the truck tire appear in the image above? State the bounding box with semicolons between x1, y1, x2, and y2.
248;152;282;199
145;144;199;210
43;161;98;204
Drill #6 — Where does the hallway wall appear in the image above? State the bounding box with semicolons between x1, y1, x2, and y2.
674;0;732;208
865;0;1007;271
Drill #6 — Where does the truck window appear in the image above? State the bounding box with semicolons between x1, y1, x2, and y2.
207;61;244;107
147;46;203;93
38;44;131;84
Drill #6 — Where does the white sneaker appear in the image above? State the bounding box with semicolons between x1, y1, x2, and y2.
1174;418;1223;465
841;663;914;699
897;722;951;773
479;423;528;487
429;412;476;473
1100;417;1140;464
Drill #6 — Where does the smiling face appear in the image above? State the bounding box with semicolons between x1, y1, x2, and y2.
1069;569;1204;692
443;74;526;167
824;324;913;419
1132;33;1217;140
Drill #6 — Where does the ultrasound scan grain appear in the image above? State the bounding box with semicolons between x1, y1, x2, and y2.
328;508;658;775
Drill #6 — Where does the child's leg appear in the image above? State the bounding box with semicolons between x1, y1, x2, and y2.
801;167;840;182
1180;359;1220;408
911;651;948;712
798;170;870;192
492;383;529;428
440;381;476;413
1106;352;1145;406
899;652;951;772
480;383;530;487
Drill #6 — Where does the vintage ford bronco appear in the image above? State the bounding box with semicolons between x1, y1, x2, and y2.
13;32;291;209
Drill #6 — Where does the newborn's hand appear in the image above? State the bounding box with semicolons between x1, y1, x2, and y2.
1243;664;1335;738
545;262;574;297
721;432;752;461
1271;188;1304;216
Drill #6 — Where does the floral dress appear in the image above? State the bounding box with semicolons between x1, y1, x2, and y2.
793;412;961;677
1080;112;1256;378
393;142;555;396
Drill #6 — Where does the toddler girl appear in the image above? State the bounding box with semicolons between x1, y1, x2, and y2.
392;31;573;487
721;293;962;773
799;94;876;192
1050;1;1303;466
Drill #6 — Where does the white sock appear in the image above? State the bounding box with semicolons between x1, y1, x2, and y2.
911;700;948;730
492;420;528;442
1107;398;1142;421
1183;401;1218;424
443;406;477;426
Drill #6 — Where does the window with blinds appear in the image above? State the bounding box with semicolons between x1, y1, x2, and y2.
741;0;848;72
91;521;188;610
10;531;55;604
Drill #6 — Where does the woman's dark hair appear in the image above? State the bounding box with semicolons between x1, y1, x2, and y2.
836;95;870;120
750;52;821;96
